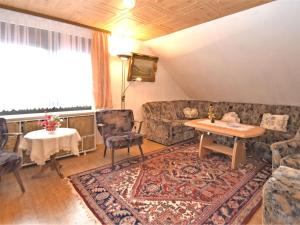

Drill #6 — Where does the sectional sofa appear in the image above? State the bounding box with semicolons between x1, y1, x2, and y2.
142;100;300;161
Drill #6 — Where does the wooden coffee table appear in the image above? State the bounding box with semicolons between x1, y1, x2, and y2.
185;119;265;169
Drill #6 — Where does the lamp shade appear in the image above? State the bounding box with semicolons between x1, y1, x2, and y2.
123;0;136;9
117;54;131;61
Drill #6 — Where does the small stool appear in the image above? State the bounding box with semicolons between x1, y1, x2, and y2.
263;166;300;225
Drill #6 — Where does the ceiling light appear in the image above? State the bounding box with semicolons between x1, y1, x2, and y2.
123;0;136;9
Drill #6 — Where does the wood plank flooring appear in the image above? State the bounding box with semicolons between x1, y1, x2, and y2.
0;140;262;225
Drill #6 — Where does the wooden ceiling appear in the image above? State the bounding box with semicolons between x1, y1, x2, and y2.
0;0;273;40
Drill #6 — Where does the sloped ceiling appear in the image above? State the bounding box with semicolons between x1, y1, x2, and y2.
146;0;300;106
0;0;272;40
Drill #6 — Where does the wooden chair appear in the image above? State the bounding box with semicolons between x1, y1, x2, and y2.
0;118;25;193
96;109;144;167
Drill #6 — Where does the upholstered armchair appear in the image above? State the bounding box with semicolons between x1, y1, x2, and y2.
270;128;300;170
263;128;300;224
96;109;144;167
0;118;25;193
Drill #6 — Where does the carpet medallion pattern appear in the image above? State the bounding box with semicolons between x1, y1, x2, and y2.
69;142;271;225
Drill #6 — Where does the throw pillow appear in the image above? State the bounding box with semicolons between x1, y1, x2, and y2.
260;113;289;132
221;112;240;123
183;107;198;119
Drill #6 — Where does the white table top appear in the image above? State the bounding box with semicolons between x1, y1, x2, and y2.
24;128;79;140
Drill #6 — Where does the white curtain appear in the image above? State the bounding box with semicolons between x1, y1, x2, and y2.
0;21;93;112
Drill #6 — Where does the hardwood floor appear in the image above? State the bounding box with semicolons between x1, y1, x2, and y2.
0;140;262;225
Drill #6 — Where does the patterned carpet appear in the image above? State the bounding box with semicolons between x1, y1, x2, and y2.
69;141;271;225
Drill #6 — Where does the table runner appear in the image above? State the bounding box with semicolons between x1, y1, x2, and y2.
197;119;254;131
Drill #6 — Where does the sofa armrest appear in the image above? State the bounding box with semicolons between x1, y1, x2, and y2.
145;118;173;138
271;138;300;169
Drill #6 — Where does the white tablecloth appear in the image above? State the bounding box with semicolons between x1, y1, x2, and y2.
20;128;81;165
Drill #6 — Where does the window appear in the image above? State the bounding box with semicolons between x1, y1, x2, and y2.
0;21;93;115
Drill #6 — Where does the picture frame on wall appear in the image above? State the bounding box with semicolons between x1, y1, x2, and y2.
127;53;159;82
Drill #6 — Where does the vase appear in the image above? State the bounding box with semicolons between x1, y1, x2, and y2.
45;125;56;133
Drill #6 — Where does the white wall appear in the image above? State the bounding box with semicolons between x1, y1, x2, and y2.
109;41;189;122
146;0;300;106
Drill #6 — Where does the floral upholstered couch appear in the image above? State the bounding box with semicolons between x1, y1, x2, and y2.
142;100;300;161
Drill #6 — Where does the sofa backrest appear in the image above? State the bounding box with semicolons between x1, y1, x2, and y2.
142;100;213;120
142;100;300;139
143;100;194;120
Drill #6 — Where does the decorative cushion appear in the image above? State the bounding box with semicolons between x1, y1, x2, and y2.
221;112;240;123
183;107;198;119
260;113;289;132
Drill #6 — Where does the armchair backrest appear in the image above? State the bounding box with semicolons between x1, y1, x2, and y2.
96;109;134;137
0;118;8;150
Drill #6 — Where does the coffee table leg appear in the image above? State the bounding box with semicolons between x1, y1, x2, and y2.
199;133;213;158
232;137;246;169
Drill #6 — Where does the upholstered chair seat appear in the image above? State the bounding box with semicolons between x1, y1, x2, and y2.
105;132;143;149
96;109;144;167
0;151;22;175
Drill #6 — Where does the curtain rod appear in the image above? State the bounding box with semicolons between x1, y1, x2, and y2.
0;4;111;34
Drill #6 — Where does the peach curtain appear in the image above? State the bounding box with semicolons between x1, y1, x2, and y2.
91;31;112;109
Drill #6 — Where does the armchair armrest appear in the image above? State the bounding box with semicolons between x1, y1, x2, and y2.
133;120;144;133
146;118;173;137
271;138;300;169
3;132;23;153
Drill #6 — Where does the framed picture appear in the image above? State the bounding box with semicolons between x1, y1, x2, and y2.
127;53;159;82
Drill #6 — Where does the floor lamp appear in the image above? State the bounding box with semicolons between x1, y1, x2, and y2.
118;54;131;109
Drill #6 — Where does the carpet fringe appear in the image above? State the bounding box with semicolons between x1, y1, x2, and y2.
64;178;102;225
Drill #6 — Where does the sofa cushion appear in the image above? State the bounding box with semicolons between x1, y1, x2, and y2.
260;113;289;132
221;112;240;123
143;102;162;119
161;102;177;120
183;107;198;119
173;100;190;119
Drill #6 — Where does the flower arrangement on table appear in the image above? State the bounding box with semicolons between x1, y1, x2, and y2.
38;114;63;132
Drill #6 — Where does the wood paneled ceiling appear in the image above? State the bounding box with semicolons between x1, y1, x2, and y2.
0;0;273;40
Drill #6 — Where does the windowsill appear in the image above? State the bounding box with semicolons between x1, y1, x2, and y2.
3;109;95;122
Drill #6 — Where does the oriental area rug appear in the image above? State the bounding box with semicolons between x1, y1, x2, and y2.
69;141;271;225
